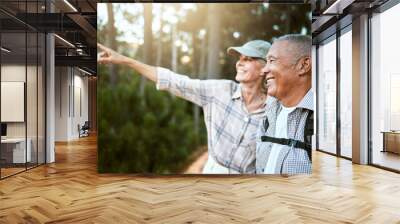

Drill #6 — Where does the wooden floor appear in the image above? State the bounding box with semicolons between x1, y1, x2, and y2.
1;136;400;223
372;150;400;171
1;167;26;178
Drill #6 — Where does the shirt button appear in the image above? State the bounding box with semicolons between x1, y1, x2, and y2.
244;117;249;122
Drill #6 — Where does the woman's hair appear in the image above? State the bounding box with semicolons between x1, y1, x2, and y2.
256;59;268;94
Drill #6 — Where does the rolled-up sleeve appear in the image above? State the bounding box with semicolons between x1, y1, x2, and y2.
156;67;224;107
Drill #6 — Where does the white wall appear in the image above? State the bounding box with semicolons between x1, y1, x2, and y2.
1;64;46;164
1;65;26;136
1;82;25;122
55;67;69;141
1;65;36;138
55;67;89;141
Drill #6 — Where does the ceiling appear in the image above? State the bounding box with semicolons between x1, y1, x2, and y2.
311;0;389;44
0;0;97;75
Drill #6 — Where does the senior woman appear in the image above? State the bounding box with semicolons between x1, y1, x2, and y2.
98;40;270;174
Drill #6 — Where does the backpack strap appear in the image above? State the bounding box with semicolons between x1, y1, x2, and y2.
263;118;269;131
303;110;314;161
261;136;311;151
260;110;314;161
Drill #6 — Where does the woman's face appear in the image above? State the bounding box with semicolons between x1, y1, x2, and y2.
235;55;265;84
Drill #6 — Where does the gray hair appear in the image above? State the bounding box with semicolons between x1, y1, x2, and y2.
275;34;311;64
257;58;267;66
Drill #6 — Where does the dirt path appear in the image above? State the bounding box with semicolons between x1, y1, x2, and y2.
184;152;208;174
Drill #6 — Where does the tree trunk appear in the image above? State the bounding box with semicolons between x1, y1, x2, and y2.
199;31;207;79
106;4;117;86
195;21;208;138
206;4;221;79
191;32;200;140
140;3;153;96
198;4;208;80
156;5;164;67
171;24;178;72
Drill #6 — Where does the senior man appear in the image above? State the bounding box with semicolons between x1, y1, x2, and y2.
256;34;313;175
98;40;271;174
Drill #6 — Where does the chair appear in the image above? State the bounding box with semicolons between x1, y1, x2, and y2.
79;121;90;138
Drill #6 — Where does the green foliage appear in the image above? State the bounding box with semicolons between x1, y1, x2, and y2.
98;66;206;174
97;3;310;173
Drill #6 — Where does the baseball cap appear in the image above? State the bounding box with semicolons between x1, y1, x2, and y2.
227;40;271;59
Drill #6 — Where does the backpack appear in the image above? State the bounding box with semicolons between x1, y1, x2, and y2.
261;110;314;161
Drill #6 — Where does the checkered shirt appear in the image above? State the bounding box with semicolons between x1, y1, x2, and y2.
256;90;314;175
156;67;267;173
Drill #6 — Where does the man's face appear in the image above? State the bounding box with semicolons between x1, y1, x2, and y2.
262;41;299;99
235;55;265;84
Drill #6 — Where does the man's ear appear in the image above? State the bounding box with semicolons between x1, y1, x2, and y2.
297;56;311;77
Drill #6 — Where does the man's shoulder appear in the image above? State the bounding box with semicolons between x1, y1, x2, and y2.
266;96;279;106
265;96;281;114
257;96;280;133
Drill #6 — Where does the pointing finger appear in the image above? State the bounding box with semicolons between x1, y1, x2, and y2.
97;43;109;52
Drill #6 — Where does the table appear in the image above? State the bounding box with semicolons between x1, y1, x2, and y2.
1;138;31;163
381;131;400;154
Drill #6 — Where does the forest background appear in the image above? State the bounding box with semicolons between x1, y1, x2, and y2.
97;3;311;174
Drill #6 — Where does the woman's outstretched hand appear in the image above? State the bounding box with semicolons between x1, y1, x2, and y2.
97;43;127;65
97;42;157;82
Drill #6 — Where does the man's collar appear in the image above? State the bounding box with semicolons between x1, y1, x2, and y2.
294;89;313;111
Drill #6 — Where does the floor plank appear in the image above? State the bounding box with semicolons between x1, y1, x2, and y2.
0;135;400;223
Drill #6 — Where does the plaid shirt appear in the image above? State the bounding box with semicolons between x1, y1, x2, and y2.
156;67;267;173
256;90;314;175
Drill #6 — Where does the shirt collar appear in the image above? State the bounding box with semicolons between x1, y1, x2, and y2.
231;84;242;100
232;84;267;113
294;89;314;111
